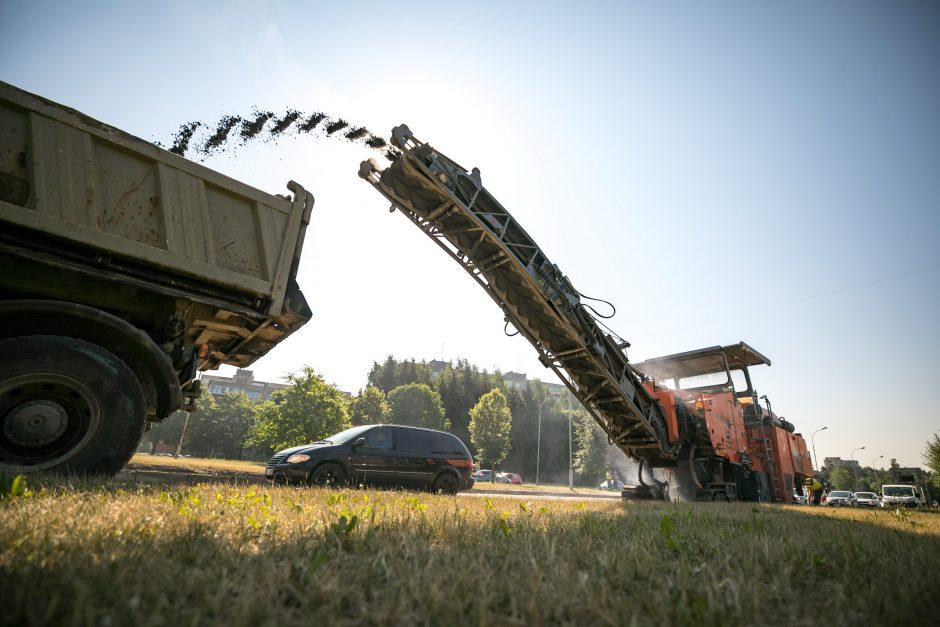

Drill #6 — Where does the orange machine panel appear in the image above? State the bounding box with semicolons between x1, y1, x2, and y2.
642;383;680;444
788;433;812;476
699;392;747;464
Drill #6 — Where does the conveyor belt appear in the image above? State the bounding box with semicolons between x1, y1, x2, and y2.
359;125;681;461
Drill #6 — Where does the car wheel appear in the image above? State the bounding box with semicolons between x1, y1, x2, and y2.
433;472;459;495
310;462;345;487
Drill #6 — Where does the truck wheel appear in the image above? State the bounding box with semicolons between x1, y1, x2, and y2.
0;335;147;476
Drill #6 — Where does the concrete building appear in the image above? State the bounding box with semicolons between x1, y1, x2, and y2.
823;457;862;471
199;369;287;401
502;371;566;399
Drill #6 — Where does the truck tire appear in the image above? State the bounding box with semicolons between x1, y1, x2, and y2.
0;335;147;476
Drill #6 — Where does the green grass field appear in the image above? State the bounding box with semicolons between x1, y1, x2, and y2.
1;474;938;626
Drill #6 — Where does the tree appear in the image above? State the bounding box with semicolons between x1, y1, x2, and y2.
829;466;853;490
351;386;391;426
368;356;433;393
138;408;186;453
923;433;940;487
889;458;901;482
572;409;607;483
247;367;350;452
432;359;504;451
183;392;257;458
469;388;512;475
387;383;448;430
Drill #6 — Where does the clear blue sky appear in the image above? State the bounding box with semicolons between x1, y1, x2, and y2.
2;0;937;467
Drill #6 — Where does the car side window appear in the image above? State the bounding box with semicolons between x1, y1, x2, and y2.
431;433;463;455
394;427;433;453
362;426;393;450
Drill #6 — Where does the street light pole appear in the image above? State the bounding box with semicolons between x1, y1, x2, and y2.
568;412;573;490
851;446;866;463
535;398;545;486
872;454;884;469
811;426;828;471
850;446;866;491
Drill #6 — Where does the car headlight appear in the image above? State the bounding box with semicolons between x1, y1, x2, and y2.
286;453;310;464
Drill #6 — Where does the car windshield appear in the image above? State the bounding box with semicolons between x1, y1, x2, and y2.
883;486;916;497
829;491;851;498
856;493;876;499
326;425;374;445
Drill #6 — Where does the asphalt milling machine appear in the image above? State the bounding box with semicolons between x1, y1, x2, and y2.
360;125;812;503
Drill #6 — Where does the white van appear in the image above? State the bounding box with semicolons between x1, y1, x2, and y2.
881;484;918;508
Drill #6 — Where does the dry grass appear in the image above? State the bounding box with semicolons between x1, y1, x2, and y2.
1;474;938;627
129;454;265;474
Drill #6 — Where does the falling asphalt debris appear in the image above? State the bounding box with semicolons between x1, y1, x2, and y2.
167;108;397;161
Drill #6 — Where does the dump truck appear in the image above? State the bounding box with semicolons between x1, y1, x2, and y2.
360;125;812;502
0;82;313;475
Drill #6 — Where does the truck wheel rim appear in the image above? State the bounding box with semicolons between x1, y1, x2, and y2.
0;373;101;471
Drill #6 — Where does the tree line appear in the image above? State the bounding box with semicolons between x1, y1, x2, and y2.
825;453;939;502
140;357;633;486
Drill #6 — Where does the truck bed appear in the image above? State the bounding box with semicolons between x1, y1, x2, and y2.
0;81;313;370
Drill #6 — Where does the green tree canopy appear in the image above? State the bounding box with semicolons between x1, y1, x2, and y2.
351;386;391;426
469;388;512;469
182;392;257;458
572;409;607;483
247;367;350;452
828;466;853;490
923;433;940;488
138;407;187;453
387;383;448;430
368;356;433;393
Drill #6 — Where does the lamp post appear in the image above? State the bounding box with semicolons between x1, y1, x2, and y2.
567;411;573;489
811;427;828;471
850;446;866;491
535;396;549;486
851;446;866;463
872;454;884;469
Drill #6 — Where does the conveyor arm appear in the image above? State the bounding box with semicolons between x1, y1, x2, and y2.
359;125;680;461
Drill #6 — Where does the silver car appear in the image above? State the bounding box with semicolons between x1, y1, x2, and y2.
853;491;880;507
825;490;853;507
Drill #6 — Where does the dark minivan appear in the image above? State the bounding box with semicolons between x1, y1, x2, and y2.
265;424;475;494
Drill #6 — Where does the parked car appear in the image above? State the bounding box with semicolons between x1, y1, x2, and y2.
505;473;523;485
824;490;853;507
494;472;512;484
599;479;625;491
792;490;808;505
264;424;474;494
853;491;880;508
473;469;492;482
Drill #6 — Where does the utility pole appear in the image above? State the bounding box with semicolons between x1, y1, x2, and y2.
851;446;866;491
811;426;828;471
535;397;545;486
174;412;191;458
568;411;573;490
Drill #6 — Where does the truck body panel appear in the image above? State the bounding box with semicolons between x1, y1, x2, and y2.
0;81;313;475
1;80;307;315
